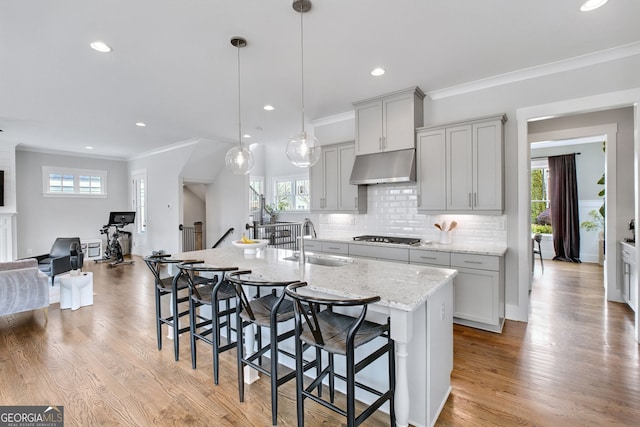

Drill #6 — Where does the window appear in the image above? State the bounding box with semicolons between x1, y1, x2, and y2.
132;170;147;234
531;159;551;233
249;176;265;212
273;176;309;211
43;166;107;197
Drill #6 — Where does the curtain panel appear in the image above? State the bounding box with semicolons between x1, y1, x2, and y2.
549;153;581;263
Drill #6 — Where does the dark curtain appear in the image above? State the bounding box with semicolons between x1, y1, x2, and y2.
549;154;581;263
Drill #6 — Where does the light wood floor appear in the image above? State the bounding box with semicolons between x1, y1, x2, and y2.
1;257;638;426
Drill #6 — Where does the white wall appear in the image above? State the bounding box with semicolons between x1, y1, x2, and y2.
15;150;129;258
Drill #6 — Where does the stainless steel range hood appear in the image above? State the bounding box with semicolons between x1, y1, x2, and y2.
349;148;416;185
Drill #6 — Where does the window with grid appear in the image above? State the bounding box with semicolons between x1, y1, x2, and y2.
273;176;309;211
531;159;551;233
43;166;107;197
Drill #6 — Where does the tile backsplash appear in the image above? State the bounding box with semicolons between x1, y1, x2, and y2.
317;183;507;245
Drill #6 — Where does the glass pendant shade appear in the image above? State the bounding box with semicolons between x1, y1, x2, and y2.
225;145;254;175
286;131;320;168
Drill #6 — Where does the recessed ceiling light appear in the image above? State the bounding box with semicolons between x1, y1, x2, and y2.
85;146;93;150
580;0;608;11
135;122;147;127
263;105;275;111
243;134;251;139
90;41;112;53
371;67;385;77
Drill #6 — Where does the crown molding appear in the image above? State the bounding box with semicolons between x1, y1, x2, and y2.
428;41;640;100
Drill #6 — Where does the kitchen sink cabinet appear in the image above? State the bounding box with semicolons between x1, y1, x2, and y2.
417;114;506;214
620;242;637;312
310;142;367;213
354;87;425;155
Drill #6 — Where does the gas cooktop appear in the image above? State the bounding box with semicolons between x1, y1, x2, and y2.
353;235;421;245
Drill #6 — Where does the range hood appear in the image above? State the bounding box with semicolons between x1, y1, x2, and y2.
349;148;416;185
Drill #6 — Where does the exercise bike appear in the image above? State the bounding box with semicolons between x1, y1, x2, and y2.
95;211;136;268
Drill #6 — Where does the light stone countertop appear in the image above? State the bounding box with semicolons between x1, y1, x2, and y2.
309;236;508;256
173;247;458;312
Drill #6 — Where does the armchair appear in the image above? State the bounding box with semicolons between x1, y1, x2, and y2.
36;237;84;284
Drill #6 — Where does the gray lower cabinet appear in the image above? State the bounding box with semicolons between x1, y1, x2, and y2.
348;244;409;262
450;253;505;333
308;239;506;333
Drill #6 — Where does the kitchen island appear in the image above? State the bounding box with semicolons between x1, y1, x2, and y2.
174;246;457;427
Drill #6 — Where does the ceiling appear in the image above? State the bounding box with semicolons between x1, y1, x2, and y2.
1;0;639;160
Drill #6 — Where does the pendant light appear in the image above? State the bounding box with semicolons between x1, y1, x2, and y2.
225;36;254;175
286;0;321;168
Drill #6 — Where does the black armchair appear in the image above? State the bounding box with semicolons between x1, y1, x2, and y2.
36;237;84;285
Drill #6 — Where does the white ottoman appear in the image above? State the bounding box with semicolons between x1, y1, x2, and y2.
60;272;94;310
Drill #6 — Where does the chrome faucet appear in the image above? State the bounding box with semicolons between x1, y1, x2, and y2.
299;218;317;266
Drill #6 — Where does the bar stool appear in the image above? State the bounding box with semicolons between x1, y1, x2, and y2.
177;262;239;384
533;233;544;273
143;254;201;361
285;282;395;427
226;271;319;426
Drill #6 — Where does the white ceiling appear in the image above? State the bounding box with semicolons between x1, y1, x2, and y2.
1;0;639;160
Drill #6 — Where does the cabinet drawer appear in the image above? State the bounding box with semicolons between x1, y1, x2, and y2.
451;253;499;271
410;250;450;266
322;242;349;255
303;239;322;252
349;244;409;262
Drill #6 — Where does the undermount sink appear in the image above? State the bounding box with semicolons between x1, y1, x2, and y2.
282;253;354;267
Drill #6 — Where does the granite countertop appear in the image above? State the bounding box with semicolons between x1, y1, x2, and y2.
307;236;508;256
174;247;457;312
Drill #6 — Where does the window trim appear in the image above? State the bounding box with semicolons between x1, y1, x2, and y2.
42;166;108;198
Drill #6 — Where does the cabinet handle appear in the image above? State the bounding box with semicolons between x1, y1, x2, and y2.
473;192;477;207
327;246;341;250
354;197;358;208
382;136;386;150
468;193;472;207
463;260;483;265
379;137;383;150
421;256;437;260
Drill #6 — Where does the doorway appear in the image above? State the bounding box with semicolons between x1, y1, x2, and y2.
516;89;640;344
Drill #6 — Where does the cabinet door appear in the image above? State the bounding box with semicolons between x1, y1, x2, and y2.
630;261;638;312
446;125;473;211
355;100;383;155
453;267;500;325
338;144;358;211
473;120;503;211
323;147;339;210
309;155;324;210
383;91;417;152
417;129;447;211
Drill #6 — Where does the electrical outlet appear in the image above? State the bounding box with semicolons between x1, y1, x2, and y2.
26;248;33;255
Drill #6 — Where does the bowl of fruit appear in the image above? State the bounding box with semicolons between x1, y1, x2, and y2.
232;235;269;254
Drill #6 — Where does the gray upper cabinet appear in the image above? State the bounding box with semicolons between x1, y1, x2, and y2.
354;87;425;155
417;114;506;214
310;141;367;213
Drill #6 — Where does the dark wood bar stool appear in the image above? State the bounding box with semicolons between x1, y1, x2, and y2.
143;254;201;361
177;262;239;384
285;282;395;427
227;270;319;426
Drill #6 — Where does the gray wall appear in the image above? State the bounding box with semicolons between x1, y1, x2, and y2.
16;150;129;257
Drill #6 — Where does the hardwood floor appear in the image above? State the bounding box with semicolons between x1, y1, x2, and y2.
1;257;638;426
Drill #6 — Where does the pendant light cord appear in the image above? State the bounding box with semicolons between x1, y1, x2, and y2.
237;43;243;147
299;4;305;134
